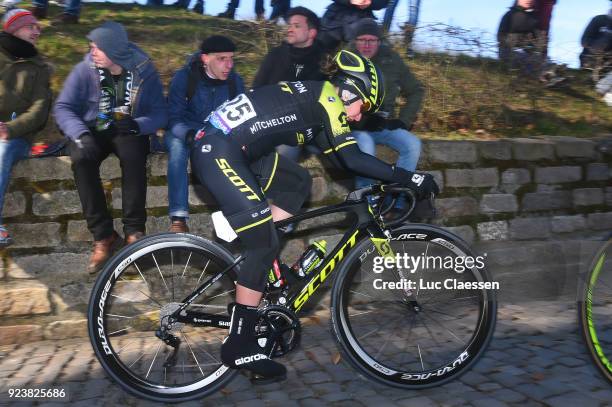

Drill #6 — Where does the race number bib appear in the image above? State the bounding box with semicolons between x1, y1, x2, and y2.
210;94;256;134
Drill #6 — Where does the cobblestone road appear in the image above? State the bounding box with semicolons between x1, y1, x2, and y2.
0;301;610;407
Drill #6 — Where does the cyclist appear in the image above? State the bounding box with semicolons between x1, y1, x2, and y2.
189;50;438;382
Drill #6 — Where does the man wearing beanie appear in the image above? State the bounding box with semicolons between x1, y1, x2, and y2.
0;9;52;247
165;35;244;233
54;21;168;274
318;0;389;51
350;18;424;219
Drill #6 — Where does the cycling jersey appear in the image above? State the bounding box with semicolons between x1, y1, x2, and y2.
204;80;397;181
190;80;402;292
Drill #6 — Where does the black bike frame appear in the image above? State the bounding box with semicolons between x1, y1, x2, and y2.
171;194;389;327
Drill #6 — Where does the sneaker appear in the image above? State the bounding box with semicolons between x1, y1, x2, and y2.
0;226;14;248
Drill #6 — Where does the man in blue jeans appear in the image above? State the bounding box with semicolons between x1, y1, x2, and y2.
165;35;244;232
0;10;52;247
350;19;423;215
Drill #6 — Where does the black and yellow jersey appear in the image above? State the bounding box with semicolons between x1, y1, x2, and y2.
206;80;397;182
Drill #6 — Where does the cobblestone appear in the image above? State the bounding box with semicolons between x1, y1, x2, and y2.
1;301;610;405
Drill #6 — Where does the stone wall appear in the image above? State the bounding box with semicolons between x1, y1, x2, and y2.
1;136;611;344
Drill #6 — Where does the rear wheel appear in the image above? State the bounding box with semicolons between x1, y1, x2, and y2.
330;224;497;388
88;233;238;402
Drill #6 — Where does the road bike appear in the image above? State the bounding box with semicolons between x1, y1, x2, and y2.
579;232;612;384
87;183;498;402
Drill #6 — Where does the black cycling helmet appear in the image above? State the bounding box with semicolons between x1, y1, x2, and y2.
330;50;385;113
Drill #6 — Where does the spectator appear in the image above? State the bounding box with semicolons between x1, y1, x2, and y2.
537;0;556;57
350;19;423;216
253;6;326;161
497;0;545;74
30;0;81;23
0;9;52;247
318;0;389;51
170;0;204;14
253;7;325;87
165;35;244;233
580;5;611;70
54;21;167;273
218;0;290;21
382;0;421;56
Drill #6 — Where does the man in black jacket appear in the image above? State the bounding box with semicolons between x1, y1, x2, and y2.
253;6;327;161
580;6;611;69
253;7;325;87
318;0;389;51
497;0;546;74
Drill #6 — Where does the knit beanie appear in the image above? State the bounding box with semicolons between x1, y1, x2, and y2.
86;21;133;68
2;9;39;35
200;35;236;54
352;18;382;39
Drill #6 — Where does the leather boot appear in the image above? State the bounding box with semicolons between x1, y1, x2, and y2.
87;231;122;274
169;219;189;233
125;231;145;245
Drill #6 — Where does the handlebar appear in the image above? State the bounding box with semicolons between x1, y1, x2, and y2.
346;183;436;227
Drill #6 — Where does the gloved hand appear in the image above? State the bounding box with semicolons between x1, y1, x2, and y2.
113;116;140;136
392;168;439;200
74;132;99;161
386;119;408;130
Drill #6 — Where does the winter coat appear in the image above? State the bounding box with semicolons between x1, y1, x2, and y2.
252;41;327;88
167;52;245;141
350;43;423;125
0;33;52;143
54;47;167;141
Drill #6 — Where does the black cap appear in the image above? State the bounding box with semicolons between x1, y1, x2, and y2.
352;18;382;39
200;35;236;54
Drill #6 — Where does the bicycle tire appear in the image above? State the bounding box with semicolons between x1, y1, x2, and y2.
579;238;612;384
87;233;239;402
330;224;497;389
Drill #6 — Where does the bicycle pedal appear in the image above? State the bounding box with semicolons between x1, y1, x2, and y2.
249;371;287;385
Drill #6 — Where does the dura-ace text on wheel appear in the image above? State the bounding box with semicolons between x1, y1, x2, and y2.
87;233;238;402
579;237;612;383
331;224;497;388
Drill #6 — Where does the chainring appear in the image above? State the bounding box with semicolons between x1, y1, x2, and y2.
255;305;301;358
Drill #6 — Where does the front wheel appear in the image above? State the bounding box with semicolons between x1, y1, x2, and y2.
87;233;239;402
330;224;497;389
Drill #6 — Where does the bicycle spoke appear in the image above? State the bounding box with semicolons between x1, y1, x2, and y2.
152;253;171;296
145;341;163;379
196;258;211;284
181;252;193;278
180;330;205;377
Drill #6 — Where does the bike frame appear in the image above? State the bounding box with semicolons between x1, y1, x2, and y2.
169;191;391;328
